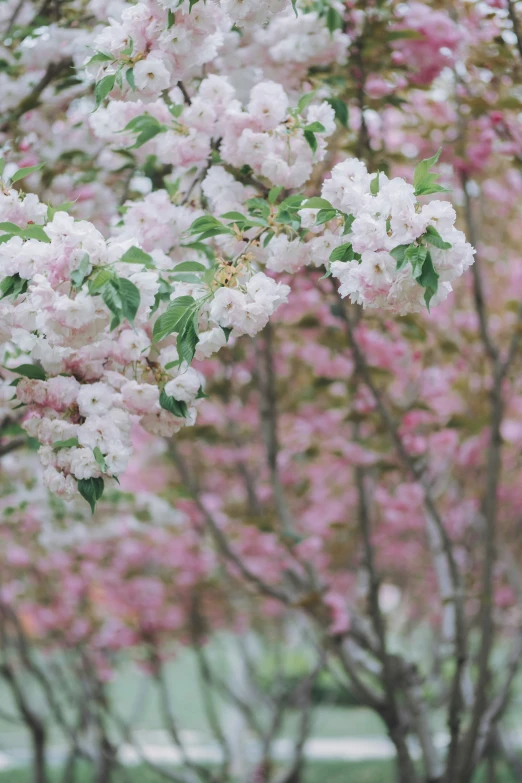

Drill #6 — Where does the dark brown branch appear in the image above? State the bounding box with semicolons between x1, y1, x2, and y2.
355;463;418;783
177;80;192;106
0;59;73;133
507;0;522;62
167;440;292;604
254;323;296;535
460;173;498;363
0;438;25;457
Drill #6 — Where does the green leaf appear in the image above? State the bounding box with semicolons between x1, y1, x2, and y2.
221;211;247;222
418;251;439;310
304;121;326;133
423;225;452;250
189;215;235;238
245;198;270;218
0;158;4;177
47;201;75;221
53;437;79;450
171;273;201;284
221;326;233;342
406;244;428;279
415;183;451;197
301;197;334;210
0;274;27;299
77;477;105;513
304;130;318;153
329;243;355;263
9;363;46;380
370;172;380;196
118;277;141;324
326;98;348;128
279;194;307;211
390;244;410;270
414;148;441;187
159;390;188;418
134;123;165;148
196;386;208;399
71;253;91;289
169;103;184;119
189;215;222;231
177;317;199;365
297;91;317;114
316;209;337;225
153;295;195;342
103;280;123;312
120;245;153;267
0;221;21;234
93;446;108;472
291;0;297;16
86;52;114;64
20;225;50;242
188;0;199;9
326;6;344;32
88;268;114;294
94;73;116;109
11;164;44;184
167;9;175;27
263;230;274;247
173;261;206;273
343;213;355;235
268;186;283;204
126;67;135;91
123;114;166;147
195;226;235;240
0;275;16;298
413;148;450;197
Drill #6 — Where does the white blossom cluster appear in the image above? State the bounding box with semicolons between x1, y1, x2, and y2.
0;187;289;503
323;159;475;313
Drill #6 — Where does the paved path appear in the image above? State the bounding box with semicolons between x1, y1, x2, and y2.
1;729;521;771
0;732;400;771
119;733;400;766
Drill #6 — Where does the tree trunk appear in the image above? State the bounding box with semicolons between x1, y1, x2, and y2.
32;724;48;783
96;733;116;783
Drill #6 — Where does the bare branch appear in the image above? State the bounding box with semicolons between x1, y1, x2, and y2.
330;286;467;776
167;440;292;604
0;58;73;133
254;323;296;535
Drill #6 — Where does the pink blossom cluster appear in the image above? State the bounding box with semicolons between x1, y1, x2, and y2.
91;77;336;188
0;452;219;670
392;1;461;86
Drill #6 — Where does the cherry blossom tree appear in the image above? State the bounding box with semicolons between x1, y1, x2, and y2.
2;1;522;782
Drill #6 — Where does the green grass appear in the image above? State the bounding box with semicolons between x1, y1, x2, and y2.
0;761;394;783
0;760;518;783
